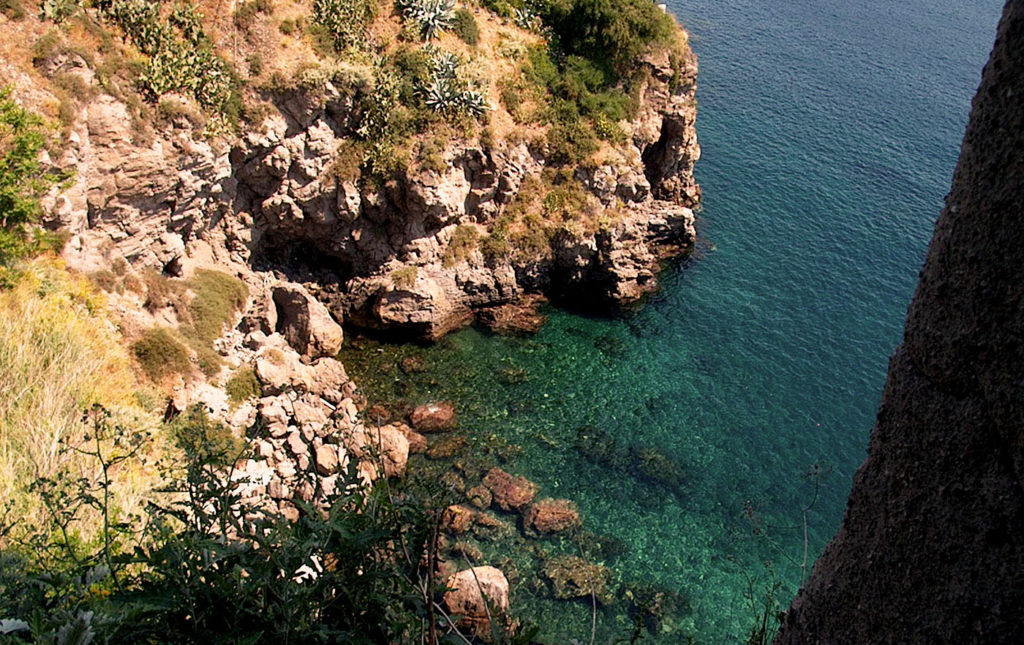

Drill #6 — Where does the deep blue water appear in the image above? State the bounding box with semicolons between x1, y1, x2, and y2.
346;0;1005;640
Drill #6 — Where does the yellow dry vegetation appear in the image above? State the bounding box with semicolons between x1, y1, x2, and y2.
0;257;163;534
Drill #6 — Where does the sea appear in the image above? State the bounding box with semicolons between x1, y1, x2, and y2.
342;0;1006;641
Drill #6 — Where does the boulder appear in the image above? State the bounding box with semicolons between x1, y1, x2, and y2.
314;444;342;475
482;467;539;512
523;499;581;536
345;425;410;478
272;283;344;358
394;423;427;454
442;566;510;637
410;401;457;432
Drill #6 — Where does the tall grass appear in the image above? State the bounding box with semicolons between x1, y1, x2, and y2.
0;257;158;533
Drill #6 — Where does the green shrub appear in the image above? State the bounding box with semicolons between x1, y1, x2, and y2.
170;405;245;466
442;224;479;267
0;0;26;20
101;0;237;115
0;87;65;266
452;7;479;45
279;16;304;35
225;366;262;404
184;269;248;345
313;0;377;50
539;0;675;71
546;119;599;165
417;137;448;173
391;265;418;289
132;327;191;382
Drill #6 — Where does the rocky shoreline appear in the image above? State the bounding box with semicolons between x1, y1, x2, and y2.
20;10;701;640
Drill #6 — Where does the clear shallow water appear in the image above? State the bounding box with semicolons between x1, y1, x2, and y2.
346;0;1004;641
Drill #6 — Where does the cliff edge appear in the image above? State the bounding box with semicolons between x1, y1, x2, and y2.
774;1;1024;641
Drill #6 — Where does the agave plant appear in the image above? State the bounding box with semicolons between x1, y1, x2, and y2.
420;50;490;118
398;0;456;40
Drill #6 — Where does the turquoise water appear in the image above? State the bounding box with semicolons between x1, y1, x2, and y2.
346;0;1005;641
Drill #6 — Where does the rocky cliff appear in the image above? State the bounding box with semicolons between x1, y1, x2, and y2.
774;1;1024;641
38;22;699;341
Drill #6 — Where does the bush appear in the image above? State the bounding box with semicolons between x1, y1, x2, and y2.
442;224;479;266
546;119;599;165
391;265;418;289
184;269;248;345
132;327;191;382
452;7;479;45
0;0;26;20
0;87;65;266
170;405;245;466
225;366;262;404
313;0;377;50
0;411;453;644
539;0;675;71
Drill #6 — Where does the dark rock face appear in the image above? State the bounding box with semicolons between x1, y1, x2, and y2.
774;2;1024;642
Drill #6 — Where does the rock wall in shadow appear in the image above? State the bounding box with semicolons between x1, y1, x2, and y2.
774;1;1024;642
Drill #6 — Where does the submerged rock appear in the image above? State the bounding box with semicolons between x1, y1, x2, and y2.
410;401;457;432
441;505;476;535
443;566;510;638
540;556;612;605
482;467;539;511
427;433;468;460
523;499;581;536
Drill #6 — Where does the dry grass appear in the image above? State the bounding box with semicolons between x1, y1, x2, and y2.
0;257;162;535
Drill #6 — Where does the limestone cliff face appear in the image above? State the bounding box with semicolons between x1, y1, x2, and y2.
48;36;700;341
774;1;1024;642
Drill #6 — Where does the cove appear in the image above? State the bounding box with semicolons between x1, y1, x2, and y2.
341;0;1004;641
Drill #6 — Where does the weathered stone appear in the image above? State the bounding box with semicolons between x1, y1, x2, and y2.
523;499;581;535
482;467;539;512
442;567;510;637
286;430;308;457
272;284;343;358
410;401;457;432
314;444;341;475
344;425;410;478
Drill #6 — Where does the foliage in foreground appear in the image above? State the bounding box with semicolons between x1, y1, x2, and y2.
0;407;527;644
0;258;155;532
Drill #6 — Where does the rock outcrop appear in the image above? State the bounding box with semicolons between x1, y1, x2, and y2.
774;2;1024;642
42;25;699;342
442;566;511;637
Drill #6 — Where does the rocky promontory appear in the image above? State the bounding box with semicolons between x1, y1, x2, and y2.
30;5;700;341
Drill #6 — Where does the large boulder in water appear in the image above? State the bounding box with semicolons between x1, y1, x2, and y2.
409;401;457;432
442;566;510;637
